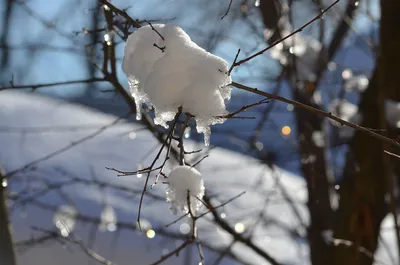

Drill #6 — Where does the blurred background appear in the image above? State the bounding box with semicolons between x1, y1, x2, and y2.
1;0;399;265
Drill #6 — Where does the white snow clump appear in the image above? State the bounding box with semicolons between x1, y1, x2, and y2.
165;165;205;214
122;24;232;146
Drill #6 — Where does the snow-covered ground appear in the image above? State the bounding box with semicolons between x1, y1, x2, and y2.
0;91;397;265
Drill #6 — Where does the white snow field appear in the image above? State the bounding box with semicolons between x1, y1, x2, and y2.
0;91;397;265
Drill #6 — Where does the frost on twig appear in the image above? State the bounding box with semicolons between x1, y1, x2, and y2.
165;165;205;214
122;24;232;146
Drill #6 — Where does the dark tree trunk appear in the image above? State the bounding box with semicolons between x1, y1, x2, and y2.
259;0;282;44
329;1;400;263
258;2;333;264
293;87;333;265
0;168;17;265
328;71;388;265
257;0;400;264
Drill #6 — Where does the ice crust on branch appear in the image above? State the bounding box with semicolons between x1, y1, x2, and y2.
122;24;232;146
165;166;205;214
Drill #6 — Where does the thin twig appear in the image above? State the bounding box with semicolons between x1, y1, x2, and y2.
184;149;203;155
230;0;339;70
231;81;400;149
153;43;165;52
151;131;174;188
6;114;129;179
165;191;246;228
187;190;205;264
178;113;192;166
192;155;209;168
221;0;234;20
329;237;388;265
384;150;400;159
228;49;241;75
196;191;246;220
101;0;141;28
31;226;114;265
150;239;192;265
0;78;105;91
217;98;269;119
136;109;182;230
145;20;165;40
203;195;281;265
0;124;140;134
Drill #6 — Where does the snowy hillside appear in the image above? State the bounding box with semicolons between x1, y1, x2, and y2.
0;91;396;265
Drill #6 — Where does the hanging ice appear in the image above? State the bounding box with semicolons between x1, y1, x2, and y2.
122;24;232;145
165;166;205;214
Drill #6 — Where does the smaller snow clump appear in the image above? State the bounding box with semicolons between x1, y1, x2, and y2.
122;24;232;146
165;165;205;214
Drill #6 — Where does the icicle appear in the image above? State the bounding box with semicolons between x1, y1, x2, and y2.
135;100;142;121
195;119;215;147
203;126;211;147
128;77;143;121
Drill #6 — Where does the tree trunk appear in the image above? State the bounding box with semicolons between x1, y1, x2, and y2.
0;168;17;265
259;0;282;44
258;3;333;264
258;1;400;264
328;71;388;265
328;0;400;264
293;87;333;265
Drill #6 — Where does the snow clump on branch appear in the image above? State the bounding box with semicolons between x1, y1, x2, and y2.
165;165;205;214
122;24;232;146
